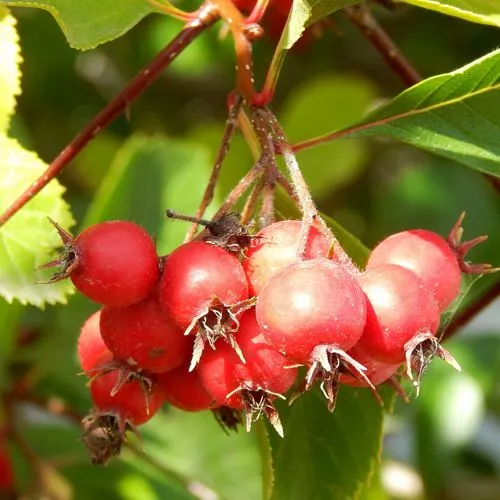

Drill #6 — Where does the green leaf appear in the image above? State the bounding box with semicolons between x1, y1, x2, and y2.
138;408;262;500
0;7;21;134
401;0;500;28
281;0;359;51
268;387;390;500
311;49;500;176
0;0;156;49
0;135;74;307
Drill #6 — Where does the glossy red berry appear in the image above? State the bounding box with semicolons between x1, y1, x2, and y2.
356;264;441;364
77;310;108;373
89;352;165;427
368;229;461;311
256;259;366;363
158;365;213;412
160;241;249;330
242;220;331;295
71;221;159;306
100;293;191;374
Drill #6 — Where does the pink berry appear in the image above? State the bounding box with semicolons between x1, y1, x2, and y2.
256;259;366;363
77;310;108;373
368;229;461;311
357;264;441;364
243;220;331;295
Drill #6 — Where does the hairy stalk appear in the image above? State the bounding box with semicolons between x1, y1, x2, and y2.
265;109;358;271
344;4;421;86
260;178;276;228
0;4;219;228
185;94;243;242
240;175;266;226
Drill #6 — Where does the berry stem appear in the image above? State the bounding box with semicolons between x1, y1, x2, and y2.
185;94;243;242
212;0;256;102
240;175;266;226
0;5;219;228
246;0;272;24
344;4;421;87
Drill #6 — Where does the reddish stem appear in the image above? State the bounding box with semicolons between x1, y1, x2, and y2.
0;5;219;228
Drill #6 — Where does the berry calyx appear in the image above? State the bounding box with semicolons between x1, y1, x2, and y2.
158;364;213;412
42;219;160;307
88;352;165;430
166;209;253;254
197;310;297;436
100;292;191;374
159;241;250;369
243;220;331;295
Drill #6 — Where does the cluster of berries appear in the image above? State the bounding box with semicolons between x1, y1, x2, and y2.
43;212;491;463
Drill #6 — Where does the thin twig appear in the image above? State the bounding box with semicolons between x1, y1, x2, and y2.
344;4;421;87
0;4;220;228
185;94;243;242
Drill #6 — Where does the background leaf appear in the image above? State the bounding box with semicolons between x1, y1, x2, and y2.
0;7;21;133
0;0;156;49
0;136;74;307
401;0;500;28
268;387;391;500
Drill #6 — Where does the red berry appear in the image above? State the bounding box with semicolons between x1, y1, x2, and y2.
70;221;159;306
158;365;213;412
77;310;108;373
100;293;191;374
341;348;400;387
243;220;331;295
197;310;297;434
368;229;461;311
256;259;366;363
160;241;249;330
356;264;441;364
89;352;165;426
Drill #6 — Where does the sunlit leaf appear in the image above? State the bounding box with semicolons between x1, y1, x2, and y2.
0;7;21;134
402;0;500;28
304;49;500;176
0;136;74;307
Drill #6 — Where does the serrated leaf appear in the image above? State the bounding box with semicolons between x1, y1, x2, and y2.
268;387;390;500
401;0;500;28
0;0;156;49
306;49;500;176
0;7;21;133
0;135;74;307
